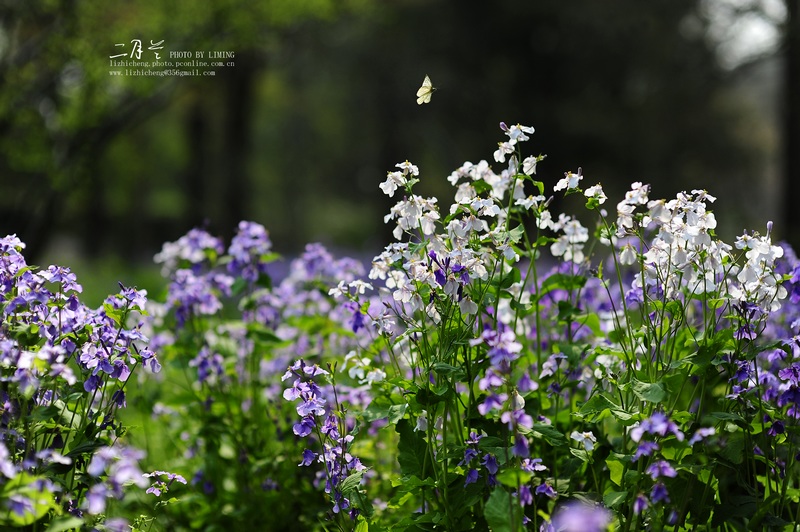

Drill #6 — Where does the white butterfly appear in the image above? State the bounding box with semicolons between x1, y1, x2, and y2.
416;75;436;105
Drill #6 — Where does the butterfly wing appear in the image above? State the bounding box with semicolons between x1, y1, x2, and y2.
416;75;434;105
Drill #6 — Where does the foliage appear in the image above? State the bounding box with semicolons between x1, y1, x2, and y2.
4;120;800;530
0;236;164;529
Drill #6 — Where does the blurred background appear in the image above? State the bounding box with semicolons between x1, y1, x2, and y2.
1;0;797;302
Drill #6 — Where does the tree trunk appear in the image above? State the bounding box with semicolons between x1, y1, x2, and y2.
220;55;253;238
784;0;800;247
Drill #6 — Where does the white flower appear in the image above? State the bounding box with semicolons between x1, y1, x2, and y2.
459;297;478;315
364;368;387;385
379;171;406;197
453;183;477;205
470;198;501;217
415;411;428;432
497;242;520;262
494;142;515;163
554;169;583;192
396;160;419;176
550;218;589;263
505;123;535;143
584;184;607;204
328;281;348;298
624;182;650;205
570;430;597;452
348;280;373;295
522;156;538;175
511;390;525;411
515;195;545;211
537;210;554;230
619;244;638;265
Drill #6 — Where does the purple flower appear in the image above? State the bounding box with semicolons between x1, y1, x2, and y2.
293;416;316;437
646;460;677;480
144;470;188;497
633;441;659;461
650;482;670;504
478;370;504;391
517;372;538;393
6;494;33;517
296;395;327;417
500;408;534;431
459;447;479;467
513;434;530;458
103;518;130;532
464;468;479;487
535;482;557;499
154;228;225;274
521;457;547;473
768;421;785;437
689;427;716;444
300;449;317;466
633;493;649;515
466;431;482;445
482;454;499;475
477;393;507;415
547;502;612;532
227;221;273;283
515;485;533;506
84;483;108;514
630;412;684;442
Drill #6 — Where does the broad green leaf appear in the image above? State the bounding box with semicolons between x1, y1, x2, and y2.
396;419;429;478
578;392;636;422
496;469;533;488
431;362;465;380
631;378;667;403
47;517;85;532
531;423;568;447
603;490;627;509
484;488;515;532
361;402;407;425
354;516;369;532
606;457;626;486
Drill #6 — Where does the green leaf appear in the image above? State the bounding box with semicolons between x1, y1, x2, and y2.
717;431;745;465
341;470;374;518
396;419;429;478
484;488;514;532
496;469;533;488
531;423;568;448
578;392;635;423
363;402;407;425
556;300;580;322
569;448;590;462
631;378;667;403
30;405;61;422
607;457;626;487
47;517;85;532
431;362;465;380
603;490;628;509
354;516;369;532
538;273;587;298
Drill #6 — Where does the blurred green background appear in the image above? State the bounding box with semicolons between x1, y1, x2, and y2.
1;0;797;304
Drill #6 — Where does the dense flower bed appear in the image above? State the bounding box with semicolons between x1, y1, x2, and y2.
2;122;800;530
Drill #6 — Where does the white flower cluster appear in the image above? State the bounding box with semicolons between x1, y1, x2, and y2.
379;161;419;197
730;223;786;312
613;187;785;313
383;195;440;241
493;123;534;164
549;214;589;264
